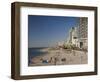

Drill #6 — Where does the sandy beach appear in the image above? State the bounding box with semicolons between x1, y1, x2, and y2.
29;48;87;66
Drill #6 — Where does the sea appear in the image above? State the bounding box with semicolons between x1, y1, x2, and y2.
28;47;48;64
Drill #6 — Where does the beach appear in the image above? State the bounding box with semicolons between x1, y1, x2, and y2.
29;48;87;66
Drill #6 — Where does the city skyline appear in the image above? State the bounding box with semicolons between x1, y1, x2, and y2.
28;15;80;48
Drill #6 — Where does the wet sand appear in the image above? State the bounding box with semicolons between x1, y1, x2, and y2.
29;48;87;66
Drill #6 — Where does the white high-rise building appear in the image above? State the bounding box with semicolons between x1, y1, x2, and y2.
65;27;79;47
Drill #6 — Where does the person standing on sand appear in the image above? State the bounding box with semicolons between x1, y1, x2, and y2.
49;57;53;63
54;57;58;65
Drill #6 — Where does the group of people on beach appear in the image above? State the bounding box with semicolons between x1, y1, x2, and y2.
40;56;67;65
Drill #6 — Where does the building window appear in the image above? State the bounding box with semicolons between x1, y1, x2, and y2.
73;37;77;39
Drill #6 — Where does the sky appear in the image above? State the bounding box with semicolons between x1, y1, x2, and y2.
28;15;79;48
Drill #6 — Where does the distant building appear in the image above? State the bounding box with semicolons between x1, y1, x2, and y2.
57;41;64;48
